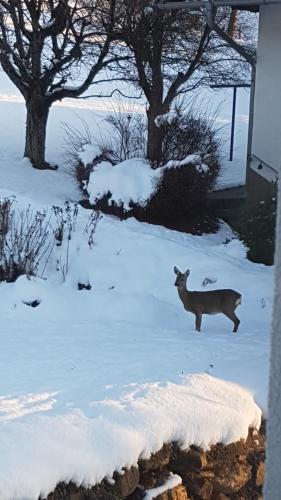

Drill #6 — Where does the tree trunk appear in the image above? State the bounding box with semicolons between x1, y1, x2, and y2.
227;9;238;37
146;107;167;165
24;97;55;170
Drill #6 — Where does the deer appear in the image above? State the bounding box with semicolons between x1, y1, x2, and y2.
174;267;242;333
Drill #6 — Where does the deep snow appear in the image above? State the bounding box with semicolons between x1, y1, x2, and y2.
0;93;271;500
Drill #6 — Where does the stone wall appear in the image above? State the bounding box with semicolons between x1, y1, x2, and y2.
45;425;265;500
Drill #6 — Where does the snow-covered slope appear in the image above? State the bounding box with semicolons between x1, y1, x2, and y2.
0;99;271;500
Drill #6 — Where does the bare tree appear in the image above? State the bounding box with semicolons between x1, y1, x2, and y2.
0;0;119;169
115;1;256;164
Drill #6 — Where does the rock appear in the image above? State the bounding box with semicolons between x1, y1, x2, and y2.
140;471;157;490
23;299;41;307
213;463;252;494
255;461;265;487
42;427;265;500
154;484;190;500
85;483;122;499
139;444;172;472
46;482;121;500
197;471;215;480
69;492;84;500
110;467;140;498
126;487;144;500
184;476;213;500
140;468;170;490
142;464;172;488
211;494;229;500
77;282;92;291
170;446;207;475
46;482;75;499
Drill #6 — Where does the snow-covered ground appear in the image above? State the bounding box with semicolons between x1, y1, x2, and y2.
214;158;246;190
0;81;271;500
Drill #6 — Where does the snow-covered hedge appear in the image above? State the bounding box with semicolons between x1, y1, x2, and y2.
160;107;222;173
82;155;219;234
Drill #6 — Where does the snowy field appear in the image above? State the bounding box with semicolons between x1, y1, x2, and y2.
0;78;272;499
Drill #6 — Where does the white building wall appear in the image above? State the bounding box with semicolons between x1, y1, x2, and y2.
264;176;281;500
261;4;281;499
251;5;281;181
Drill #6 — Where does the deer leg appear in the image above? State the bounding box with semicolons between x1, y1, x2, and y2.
195;313;202;332
224;310;240;332
233;316;240;332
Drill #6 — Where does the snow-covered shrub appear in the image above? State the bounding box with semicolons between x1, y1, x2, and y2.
51;202;101;281
63;117;93;173
65;105;146;194
88;158;161;211
68;105;220;233
0;199;51;282
146;157;219;234
62;118;101;197
160;106;221;184
51;202;79;281
0;198;102;283
98;109;146;164
84;209;103;249
86;156;219;234
238;193;276;265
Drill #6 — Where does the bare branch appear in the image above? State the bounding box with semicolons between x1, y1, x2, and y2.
77;88;143;100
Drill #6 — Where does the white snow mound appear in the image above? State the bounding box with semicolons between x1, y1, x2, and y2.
0;374;261;500
88;158;162;210
164;154;209;173
79;143;101;166
154;111;177;127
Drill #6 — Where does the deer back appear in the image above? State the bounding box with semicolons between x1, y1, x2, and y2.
178;287;241;315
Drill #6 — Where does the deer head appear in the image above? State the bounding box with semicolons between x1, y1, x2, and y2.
174;267;190;288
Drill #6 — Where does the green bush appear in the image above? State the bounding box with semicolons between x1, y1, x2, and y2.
238;195;277;265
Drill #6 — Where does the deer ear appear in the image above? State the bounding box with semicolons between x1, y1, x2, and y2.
174;266;180;275
185;269;190;277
